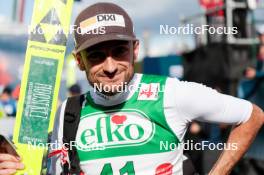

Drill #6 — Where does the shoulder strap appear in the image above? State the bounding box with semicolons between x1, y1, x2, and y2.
62;94;85;175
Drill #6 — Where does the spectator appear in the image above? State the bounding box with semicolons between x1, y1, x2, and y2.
68;83;81;97
0;86;16;117
239;25;264;106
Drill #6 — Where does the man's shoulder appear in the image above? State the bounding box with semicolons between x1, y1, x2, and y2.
140;73;179;83
138;73;209;92
139;73;185;93
141;73;168;79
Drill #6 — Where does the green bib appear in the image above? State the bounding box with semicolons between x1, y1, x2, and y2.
75;74;180;161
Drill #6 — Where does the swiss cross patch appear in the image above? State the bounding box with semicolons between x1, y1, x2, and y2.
137;83;159;100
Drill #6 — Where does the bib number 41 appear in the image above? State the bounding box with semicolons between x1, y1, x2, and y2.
100;161;135;175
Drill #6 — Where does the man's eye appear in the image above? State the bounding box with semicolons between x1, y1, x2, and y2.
87;52;105;61
112;46;129;58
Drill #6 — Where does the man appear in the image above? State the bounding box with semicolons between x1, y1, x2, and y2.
0;2;263;175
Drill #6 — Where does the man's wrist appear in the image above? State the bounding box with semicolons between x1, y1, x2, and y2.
209;160;233;175
209;169;230;175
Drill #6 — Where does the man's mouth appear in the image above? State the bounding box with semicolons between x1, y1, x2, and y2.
100;71;123;80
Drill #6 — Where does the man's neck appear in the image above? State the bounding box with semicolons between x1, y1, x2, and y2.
89;73;142;106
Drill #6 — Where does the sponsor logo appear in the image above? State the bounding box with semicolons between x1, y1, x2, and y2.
97;14;116;22
76;109;155;151
138;83;159;101
79;13;125;34
155;163;173;175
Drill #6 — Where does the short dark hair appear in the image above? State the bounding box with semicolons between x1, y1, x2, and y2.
69;84;81;94
2;86;12;95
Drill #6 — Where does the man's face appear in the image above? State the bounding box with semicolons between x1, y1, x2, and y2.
75;40;139;95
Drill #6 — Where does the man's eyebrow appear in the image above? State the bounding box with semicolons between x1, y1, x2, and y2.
85;43;129;52
85;48;101;53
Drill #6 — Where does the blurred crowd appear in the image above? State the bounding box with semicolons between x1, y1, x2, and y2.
185;29;264;175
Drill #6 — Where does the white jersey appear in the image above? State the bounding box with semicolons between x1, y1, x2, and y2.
48;73;252;175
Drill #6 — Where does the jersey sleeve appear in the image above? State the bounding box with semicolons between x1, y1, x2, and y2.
47;100;67;175
163;78;253;141
168;78;253;124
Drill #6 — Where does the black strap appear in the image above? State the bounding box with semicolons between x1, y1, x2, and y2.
62;94;85;175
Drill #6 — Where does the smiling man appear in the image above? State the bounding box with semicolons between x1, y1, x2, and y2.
0;2;263;175
78;40;136;95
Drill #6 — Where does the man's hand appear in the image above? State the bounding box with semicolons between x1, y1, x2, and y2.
0;154;24;175
209;104;264;175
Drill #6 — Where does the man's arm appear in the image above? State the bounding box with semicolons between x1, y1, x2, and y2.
209;104;264;175
166;79;263;173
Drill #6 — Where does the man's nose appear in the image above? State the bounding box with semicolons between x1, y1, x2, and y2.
103;56;118;76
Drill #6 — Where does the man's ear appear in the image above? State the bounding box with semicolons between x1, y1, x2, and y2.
133;41;140;61
72;52;85;71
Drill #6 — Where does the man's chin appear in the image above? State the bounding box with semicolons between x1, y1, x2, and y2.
91;73;134;94
98;75;127;86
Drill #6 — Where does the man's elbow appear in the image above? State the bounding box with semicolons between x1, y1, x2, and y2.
236;104;264;140
249;104;264;126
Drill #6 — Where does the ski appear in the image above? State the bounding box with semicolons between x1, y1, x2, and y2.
13;0;73;174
